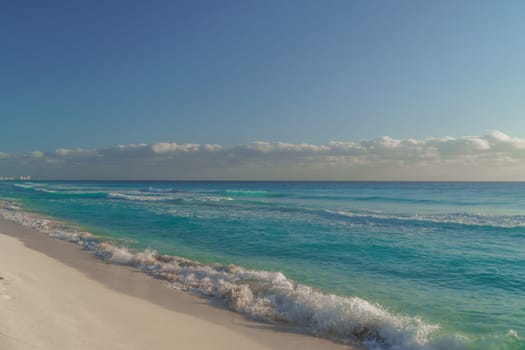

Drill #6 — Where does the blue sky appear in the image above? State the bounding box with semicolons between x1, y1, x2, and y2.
1;0;525;179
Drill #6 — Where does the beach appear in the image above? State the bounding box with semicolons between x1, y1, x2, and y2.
0;217;353;350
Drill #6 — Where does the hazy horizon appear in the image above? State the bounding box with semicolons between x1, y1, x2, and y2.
2;130;525;181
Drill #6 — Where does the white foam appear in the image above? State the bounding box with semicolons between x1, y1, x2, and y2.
144;186;177;193
507;329;521;340
0;202;94;246
13;183;34;190
108;192;235;203
192;196;234;202
329;210;525;229
92;243;440;349
108;192;169;201
14;183;57;193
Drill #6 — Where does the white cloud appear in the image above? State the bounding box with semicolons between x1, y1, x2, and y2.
115;144;149;151
55;148;98;157
31;150;44;158
202;144;224;152
56;148;72;156
152;143;200;154
3;130;525;180
484;130;525;151
234;141;329;155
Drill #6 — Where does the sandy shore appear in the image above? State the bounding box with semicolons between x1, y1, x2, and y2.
0;217;356;350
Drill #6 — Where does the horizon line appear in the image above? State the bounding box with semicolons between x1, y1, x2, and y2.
7;179;525;183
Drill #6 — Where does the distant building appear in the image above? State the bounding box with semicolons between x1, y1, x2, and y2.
0;176;31;181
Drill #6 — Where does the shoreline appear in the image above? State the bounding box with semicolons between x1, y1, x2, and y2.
0;216;356;350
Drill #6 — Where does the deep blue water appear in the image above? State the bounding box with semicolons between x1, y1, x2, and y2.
1;181;524;349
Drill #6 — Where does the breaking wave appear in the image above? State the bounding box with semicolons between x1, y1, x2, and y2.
141;186;182;193
13;183;108;198
108;192;233;203
223;189;286;197
108;192;170;201
14;183;57;193
326;210;525;229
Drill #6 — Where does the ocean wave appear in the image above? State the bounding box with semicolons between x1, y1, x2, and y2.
13;183;110;198
0;200;445;350
292;194;494;207
0;201;94;244
108;192;233;203
223;189;286;197
13;183;33;190
141;186;182;193
295;194;437;203
14;183;57;193
326;210;525;229
192;195;234;202
108;192;170;202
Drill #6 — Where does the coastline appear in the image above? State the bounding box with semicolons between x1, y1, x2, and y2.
0;216;356;350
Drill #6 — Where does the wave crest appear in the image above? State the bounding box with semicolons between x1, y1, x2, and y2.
92;243;439;348
14;183;57;193
224;189;285;197
327;210;525;229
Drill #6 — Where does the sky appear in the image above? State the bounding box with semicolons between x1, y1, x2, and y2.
1;0;525;180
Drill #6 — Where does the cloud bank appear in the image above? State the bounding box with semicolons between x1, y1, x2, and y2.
1;130;525;180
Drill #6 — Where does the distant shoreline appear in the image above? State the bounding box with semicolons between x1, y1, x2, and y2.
5;179;525;183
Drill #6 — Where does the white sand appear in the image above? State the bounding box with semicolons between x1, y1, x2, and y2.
0;218;355;350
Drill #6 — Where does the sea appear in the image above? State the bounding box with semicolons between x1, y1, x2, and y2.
0;181;523;350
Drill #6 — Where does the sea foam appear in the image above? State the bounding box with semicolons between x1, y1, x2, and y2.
108;192;170;201
327;210;525;229
14;183;57;193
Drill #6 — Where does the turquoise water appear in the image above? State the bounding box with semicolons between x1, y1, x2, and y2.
1;181;524;349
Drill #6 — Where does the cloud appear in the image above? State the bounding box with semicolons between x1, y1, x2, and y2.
202;144;224;152
233;142;330;156
55;148;99;157
152;143;200;154
2;130;525;180
31;150;44;158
